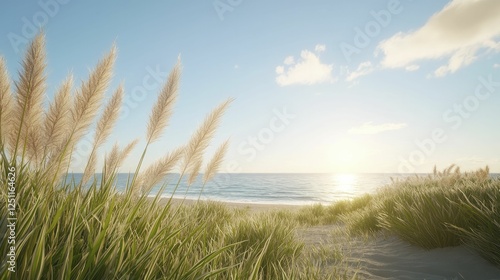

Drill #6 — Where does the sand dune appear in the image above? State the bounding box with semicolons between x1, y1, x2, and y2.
163;199;500;279
298;225;500;280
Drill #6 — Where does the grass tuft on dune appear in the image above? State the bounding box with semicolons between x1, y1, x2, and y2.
295;165;500;266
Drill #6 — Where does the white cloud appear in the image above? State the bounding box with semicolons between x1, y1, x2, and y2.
284;56;295;65
234;64;239;69
405;65;420;71
349;122;407;134
275;48;333;86
494;63;500;68
346;61;374;82
377;0;500;77
433;46;478;77
315;44;326;52
275;66;284;74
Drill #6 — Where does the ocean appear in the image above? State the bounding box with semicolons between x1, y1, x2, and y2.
67;173;424;205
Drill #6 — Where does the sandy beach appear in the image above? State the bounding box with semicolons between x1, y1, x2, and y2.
161;198;500;279
154;197;300;213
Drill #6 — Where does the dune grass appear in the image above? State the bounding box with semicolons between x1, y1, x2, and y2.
295;165;500;267
1;34;346;279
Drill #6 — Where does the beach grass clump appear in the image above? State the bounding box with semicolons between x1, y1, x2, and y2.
341;206;380;235
376;186;465;248
373;167;498;250
223;212;303;279
0;34;317;279
295;194;373;226
449;188;500;265
292;165;500;266
341;166;500;265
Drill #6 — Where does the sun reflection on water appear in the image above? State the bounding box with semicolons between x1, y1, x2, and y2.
332;173;357;194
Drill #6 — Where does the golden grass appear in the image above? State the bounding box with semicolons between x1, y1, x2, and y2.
136;146;184;193
42;75;73;161
82;85;124;183
203;139;229;184
70;46;115;144
10;33;46;160
0;57;13;146
103;139;138;180
146;58;180;143
182;99;233;176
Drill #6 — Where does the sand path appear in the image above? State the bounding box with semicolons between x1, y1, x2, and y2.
297;225;500;280
160;198;500;279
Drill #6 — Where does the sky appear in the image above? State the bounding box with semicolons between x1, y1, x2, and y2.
1;0;500;173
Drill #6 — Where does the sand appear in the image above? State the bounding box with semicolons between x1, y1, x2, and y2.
154;198;500;279
298;225;500;279
153;197;298;213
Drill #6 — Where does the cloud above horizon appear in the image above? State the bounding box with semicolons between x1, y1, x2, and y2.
346;61;375;82
349;122;407;134
377;0;500;77
276;44;333;86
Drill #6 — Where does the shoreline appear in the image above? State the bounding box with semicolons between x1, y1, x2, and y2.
150;197;301;212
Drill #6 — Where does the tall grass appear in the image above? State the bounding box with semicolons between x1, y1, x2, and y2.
0;34;319;279
294;165;500;267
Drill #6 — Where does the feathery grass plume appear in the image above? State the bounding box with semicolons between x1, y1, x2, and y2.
42;75;73;160
129;59;181;190
104;143;120;174
26;128;43;165
188;159;202;186
0;57;13;147
71;45;116;144
136;147;183;194
198;140;229;200
445;164;456;175
82;85;123;183
146;58;180;143
203;140;229;184
182;99;233;176
46;46;115;182
9;33;47;159
81;152;97;184
94;85;123;147
104;139;138;175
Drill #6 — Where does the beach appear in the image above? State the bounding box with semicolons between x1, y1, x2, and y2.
156;197;299;212
299;225;500;279
164;198;500;279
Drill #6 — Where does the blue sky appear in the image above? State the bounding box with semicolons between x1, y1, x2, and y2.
1;0;500;173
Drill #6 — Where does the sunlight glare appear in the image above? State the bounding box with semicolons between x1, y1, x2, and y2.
332;173;357;193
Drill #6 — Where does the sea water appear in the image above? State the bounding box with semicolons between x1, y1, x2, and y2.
66;173;429;205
